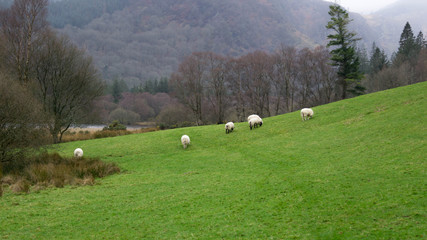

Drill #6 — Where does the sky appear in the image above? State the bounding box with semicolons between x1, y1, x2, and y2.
324;0;399;14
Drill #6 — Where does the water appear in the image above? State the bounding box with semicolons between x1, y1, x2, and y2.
70;124;155;131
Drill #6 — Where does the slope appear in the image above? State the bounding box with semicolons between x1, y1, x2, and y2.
366;0;427;55
49;0;377;85
1;82;426;239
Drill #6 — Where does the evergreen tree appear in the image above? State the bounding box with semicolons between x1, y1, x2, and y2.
415;31;426;52
112;78;122;103
357;47;370;74
395;22;417;65
157;77;169;93
369;42;388;74
143;79;154;93
326;4;364;99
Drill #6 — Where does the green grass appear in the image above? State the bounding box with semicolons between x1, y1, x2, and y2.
1;82;426;239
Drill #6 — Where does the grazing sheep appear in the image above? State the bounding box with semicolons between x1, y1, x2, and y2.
301;108;314;121
74;148;83;158
247;114;260;122
225;122;235;134
181;135;190;149
249;116;263;130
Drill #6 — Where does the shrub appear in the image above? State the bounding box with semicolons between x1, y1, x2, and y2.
109;108;140;125
0;168;2;197
103;120;127;131
93;130;131;139
0;152;120;195
10;178;30;194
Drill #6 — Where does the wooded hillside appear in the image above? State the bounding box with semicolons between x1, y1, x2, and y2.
45;0;378;86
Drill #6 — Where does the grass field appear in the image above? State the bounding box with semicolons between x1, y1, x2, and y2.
1;82;426;239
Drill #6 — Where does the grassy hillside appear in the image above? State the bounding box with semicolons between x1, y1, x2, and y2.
1;82;426;239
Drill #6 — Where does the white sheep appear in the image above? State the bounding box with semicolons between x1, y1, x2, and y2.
249;116;263;130
225;122;235;134
181;135;190;149
247;114;260;122
301;108;314;121
74;148;83;158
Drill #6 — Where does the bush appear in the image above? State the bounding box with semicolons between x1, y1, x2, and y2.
108;108;140;125
93;130;131;139
0;168;2;197
0;152;120;195
103;120;127;131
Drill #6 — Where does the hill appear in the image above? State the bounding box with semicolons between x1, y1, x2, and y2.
46;0;378;86
365;0;427;55
1;82;426;238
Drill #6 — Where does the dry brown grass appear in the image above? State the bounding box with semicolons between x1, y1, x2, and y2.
10;178;30;194
61;126;159;143
1;152;120;195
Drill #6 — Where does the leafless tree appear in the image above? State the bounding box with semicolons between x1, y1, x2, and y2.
310;46;338;105
170;52;205;125
32;34;103;143
0;0;49;83
297;48;316;108
203;52;228;123
225;57;248;122
415;48;427;83
276;45;298;112
239;51;272;117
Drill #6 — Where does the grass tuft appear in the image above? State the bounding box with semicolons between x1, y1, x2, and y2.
1;153;120;194
61;127;159;143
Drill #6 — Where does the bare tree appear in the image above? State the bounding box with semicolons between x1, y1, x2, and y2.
204;52;228;123
276;45;298;112
33;34;103;143
0;0;49;83
297;48;316;108
312;46;337;104
225;57;248;122
240;51;272;117
415;48;427;83
170;52;205;125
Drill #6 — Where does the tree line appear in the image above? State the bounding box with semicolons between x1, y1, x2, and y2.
167;7;426;126
363;22;426;92
170;47;339;125
94;5;425;128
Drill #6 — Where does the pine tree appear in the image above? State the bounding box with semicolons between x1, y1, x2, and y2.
112;78;122;103
369;42;388;74
415;31;426;52
326;4;364;99
357;47;370;74
395;22;417;65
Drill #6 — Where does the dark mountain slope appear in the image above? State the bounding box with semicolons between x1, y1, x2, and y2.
49;0;377;85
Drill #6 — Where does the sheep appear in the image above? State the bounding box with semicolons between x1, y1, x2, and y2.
74;148;83;158
247;114;260;122
249;116;263;130
225;122;234;134
301;108;314;121
181;135;190;149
